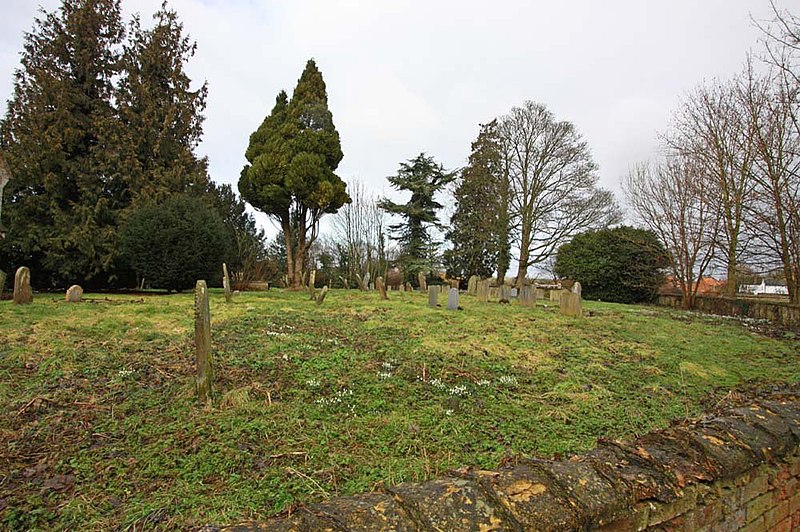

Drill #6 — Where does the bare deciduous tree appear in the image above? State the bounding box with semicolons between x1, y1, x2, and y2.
330;178;389;284
498;101;621;288
665;75;756;297
624;157;720;309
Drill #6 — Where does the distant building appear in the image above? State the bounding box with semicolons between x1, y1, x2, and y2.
660;275;725;296
738;279;789;296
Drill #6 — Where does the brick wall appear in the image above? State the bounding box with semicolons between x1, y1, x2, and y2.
213;387;800;531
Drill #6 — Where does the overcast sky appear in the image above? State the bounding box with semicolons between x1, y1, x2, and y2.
0;0;783;235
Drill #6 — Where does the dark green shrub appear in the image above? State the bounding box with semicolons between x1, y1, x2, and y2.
121;195;232;291
554;226;669;303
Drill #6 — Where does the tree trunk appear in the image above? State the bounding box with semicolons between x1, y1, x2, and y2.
282;218;295;288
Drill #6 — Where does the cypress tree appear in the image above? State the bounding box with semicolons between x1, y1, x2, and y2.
239;60;349;288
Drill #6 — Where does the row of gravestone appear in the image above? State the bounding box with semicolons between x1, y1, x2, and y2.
439;275;584;318
3;266;93;304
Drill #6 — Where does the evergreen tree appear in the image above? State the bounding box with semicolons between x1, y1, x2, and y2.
118;2;209;206
554;226;669;303
239;59;349;288
379;153;455;280
0;0;126;287
444;121;507;280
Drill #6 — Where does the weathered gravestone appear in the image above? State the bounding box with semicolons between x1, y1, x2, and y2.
418;272;427;292
405;282;413;292
519;285;535;307
550;289;562;303
194;280;214;403
447;287;459;310
477;279;490;302
363;271;371;290
316;286;329;306
308;270;317;300
572;281;582;297
467;275;479;295
560;289;583;317
13;266;32;305
65;285;83;303
535;288;546;300
223;263;232;303
499;286;512;304
376;276;388;300
0;270;6;299
488;287;499;301
428;285;438;307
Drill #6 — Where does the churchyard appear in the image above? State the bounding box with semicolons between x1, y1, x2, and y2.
1;287;798;529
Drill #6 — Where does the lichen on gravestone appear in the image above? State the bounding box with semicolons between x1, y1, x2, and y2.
194;280;214;403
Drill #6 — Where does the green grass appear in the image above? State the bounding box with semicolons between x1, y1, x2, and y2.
0;289;798;530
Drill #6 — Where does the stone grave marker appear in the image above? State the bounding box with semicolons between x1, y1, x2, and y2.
376;276;388;300
194;280;214;403
519;285;534;307
308;269;317;300
428;285;438;307
418;272;427;292
13;266;32;305
447;288;459;310
316;285;329;305
65;285;83;303
0;269;6;298
499;286;512;304
550;289;562;303
572;281;582;297
467;275;479;295
363;271;371;290
477;279;489;302
223;263;232;303
559;289;583;317
405;282;413;292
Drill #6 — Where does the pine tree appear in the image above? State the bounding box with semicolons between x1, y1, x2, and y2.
0;0;126;287
379;153;455;280
239;60;349;288
117;2;210;206
444;121;507;280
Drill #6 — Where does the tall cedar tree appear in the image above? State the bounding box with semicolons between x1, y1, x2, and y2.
444;120;508;280
379;153;455;280
118;2;210;206
239;59;349;289
0;0;126;287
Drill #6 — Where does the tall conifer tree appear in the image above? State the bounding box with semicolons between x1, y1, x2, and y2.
239;60;349;288
0;0;126;287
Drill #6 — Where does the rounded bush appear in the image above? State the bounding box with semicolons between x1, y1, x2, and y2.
121;195;231;291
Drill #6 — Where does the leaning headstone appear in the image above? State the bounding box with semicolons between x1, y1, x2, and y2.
467;275;479;295
194;280;214;403
376;276;388;300
65;285;83;303
572;281;582;297
560;289;583;317
428;285;438;307
316;285;329;306
477;279;490;302
223;263;232;303
418;272;427;292
447;288;459;310
13;266;32;305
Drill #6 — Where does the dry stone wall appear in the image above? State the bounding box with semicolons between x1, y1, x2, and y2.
215;387;800;531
